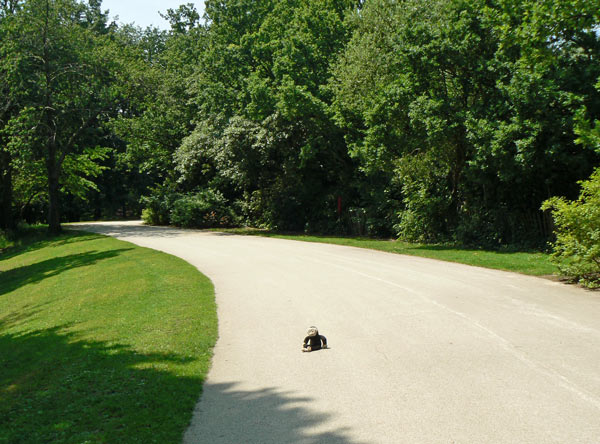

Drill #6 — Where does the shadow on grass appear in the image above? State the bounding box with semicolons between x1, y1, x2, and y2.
408;243;546;254
0;320;202;444
0;249;133;296
215;228;549;253
0;230;104;262
0;302;52;327
1;320;364;444
185;382;367;444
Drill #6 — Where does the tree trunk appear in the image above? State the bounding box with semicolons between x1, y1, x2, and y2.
47;146;61;234
0;153;14;230
449;130;467;228
48;173;61;234
41;0;61;235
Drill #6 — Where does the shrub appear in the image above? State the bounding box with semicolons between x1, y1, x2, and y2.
140;194;173;226
394;152;452;242
542;168;600;287
169;190;236;229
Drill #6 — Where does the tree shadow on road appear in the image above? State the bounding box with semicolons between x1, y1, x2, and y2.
184;382;368;444
1;305;364;444
71;223;194;239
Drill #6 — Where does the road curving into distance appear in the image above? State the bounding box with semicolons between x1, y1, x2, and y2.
74;221;600;444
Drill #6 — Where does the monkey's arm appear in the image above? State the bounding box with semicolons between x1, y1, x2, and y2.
320;335;327;348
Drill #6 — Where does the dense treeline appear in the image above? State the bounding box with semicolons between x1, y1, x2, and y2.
334;0;600;245
1;0;599;251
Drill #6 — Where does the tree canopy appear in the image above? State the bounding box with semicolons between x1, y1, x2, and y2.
1;0;599;249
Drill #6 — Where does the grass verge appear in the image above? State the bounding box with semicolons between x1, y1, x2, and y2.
217;228;556;276
0;228;217;444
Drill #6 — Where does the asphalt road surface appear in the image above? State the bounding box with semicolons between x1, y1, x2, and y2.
75;221;600;444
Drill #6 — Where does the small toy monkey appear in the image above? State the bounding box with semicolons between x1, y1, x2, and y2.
302;326;327;352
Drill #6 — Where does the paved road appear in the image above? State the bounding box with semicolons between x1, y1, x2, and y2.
75;221;600;444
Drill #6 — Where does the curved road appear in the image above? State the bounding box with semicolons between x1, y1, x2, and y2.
75;221;600;444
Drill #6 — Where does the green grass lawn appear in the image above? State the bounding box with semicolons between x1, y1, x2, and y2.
218;228;556;276
0;228;217;444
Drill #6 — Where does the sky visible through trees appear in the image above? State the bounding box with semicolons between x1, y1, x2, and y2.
101;0;205;29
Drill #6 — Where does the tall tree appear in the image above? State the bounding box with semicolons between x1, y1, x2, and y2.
0;0;20;229
332;0;505;240
177;0;358;231
109;8;205;192
331;0;600;244
2;0;117;233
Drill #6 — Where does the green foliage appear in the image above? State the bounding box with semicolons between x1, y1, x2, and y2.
171;0;358;232
170;190;236;228
0;0;123;232
543;77;600;287
140;206;167;227
542;168;600;287
333;0;499;240
140;186;178;226
331;0;600;245
141;187;236;229
60;147;111;199
3;0;600;250
395;152;451;242
575;82;600;150
108;24;197;183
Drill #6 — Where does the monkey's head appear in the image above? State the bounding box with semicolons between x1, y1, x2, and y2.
306;326;319;337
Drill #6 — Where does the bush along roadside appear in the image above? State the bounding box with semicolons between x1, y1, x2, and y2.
543;167;600;288
141;187;237;229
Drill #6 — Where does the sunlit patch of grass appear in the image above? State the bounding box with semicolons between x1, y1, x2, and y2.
0;229;217;444
217;228;556;276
